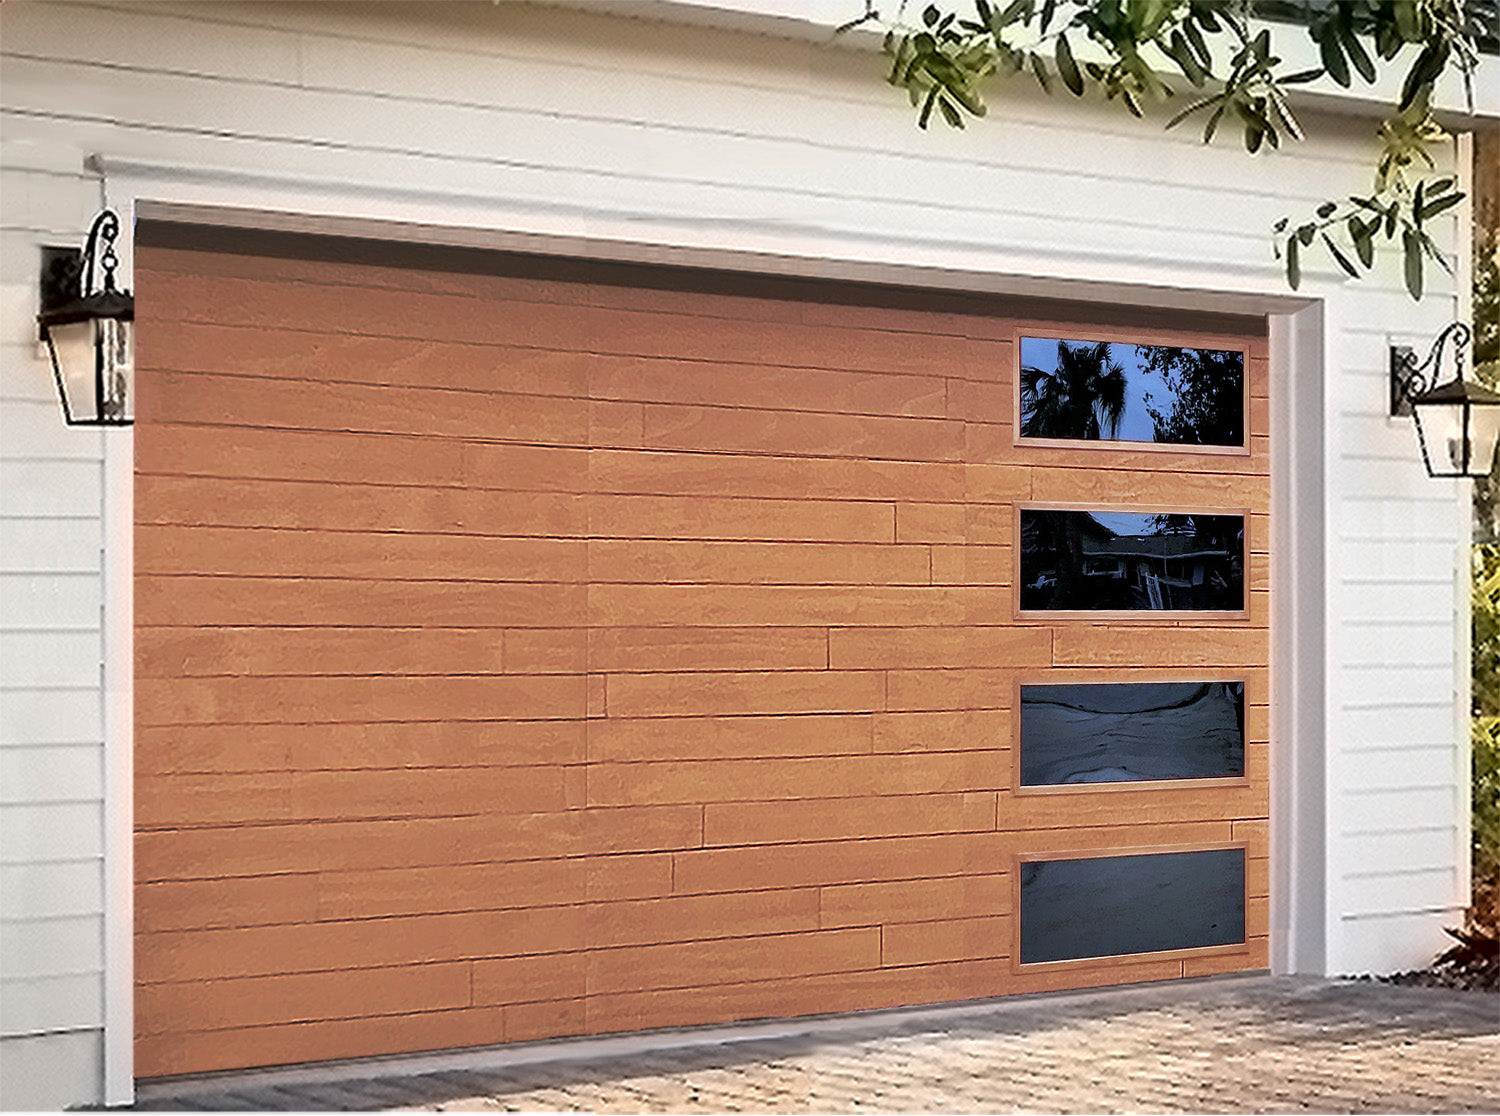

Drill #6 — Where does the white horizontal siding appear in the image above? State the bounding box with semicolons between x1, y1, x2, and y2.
1340;826;1463;871
0;146;109;1091
0;687;103;747
0;803;103;864
1342;786;1460;833
1327;231;1467;969
0;973;104;1037
1340;868;1462;917
1;633;105;690
0;519;102;575
0;398;108;461
0;461;103;519
1342;705;1465;750
0;861;103;919
1;571;103;631
1340;747;1470;792
0;916;103;981
0;1029;102;1110
0;744;103;803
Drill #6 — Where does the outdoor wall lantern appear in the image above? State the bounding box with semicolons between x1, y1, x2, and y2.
1390;322;1500;479
36;208;134;425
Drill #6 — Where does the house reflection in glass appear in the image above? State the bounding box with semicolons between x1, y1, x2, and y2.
1020;509;1244;611
1020;681;1245;786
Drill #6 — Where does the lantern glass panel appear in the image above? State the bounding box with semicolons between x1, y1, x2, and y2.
45;318;101;423
1414;398;1471;475
1470;402;1500;478
98;317;134;422
45;317;133;424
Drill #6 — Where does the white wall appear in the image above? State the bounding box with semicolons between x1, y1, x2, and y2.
0;0;1479;1103
0;114;110;1108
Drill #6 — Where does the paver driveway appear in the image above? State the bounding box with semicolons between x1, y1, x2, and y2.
136;976;1498;1114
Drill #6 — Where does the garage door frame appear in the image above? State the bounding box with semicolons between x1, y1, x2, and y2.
96;172;1327;1103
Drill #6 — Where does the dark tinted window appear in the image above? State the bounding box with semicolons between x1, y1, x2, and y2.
1020;848;1246;964
1019;337;1244;447
1020;509;1245;611
1020;681;1245;786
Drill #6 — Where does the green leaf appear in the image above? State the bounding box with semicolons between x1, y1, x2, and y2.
1385;201;1399;238
1403;227;1424;299
1183;17;1211;69
1321;231;1360;278
1039;0;1057;33
1297;223;1316;247
1420;191;1463;221
918;84;941;128
1287;235;1301;289
1394;1;1420;42
1202;100;1228;143
1279;68;1324;84
1056;32;1084;95
1419;228;1451;272
950;78;987;116
1136;0;1170;38
1273;216;1289;233
939;95;964;128
1318;30;1351;87
924;4;940;28
1029;51;1052;93
1316;201;1337;219
1413;180;1426;228
1374;20;1401;59
1168;30;1206;86
1349;216;1375;268
975;0;993;24
1340;23;1376;83
1399;43;1447;113
1266;90;1304;142
1164;91;1221;131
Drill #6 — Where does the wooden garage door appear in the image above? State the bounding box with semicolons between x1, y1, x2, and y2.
134;226;1269;1077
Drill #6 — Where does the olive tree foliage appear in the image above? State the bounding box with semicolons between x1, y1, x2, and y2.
843;0;1493;299
1472;544;1499;907
1475;224;1499;540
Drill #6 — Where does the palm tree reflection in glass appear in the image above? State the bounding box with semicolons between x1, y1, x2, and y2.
1020;340;1128;440
1020;337;1244;447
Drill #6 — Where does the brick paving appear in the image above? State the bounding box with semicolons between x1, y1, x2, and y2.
136;976;1499;1113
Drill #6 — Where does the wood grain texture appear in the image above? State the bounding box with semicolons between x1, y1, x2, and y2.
134;242;1268;1076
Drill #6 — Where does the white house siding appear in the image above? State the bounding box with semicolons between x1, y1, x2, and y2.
0;0;1480;1103
0;115;111;1107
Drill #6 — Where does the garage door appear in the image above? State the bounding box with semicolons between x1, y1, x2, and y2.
133;225;1270;1077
